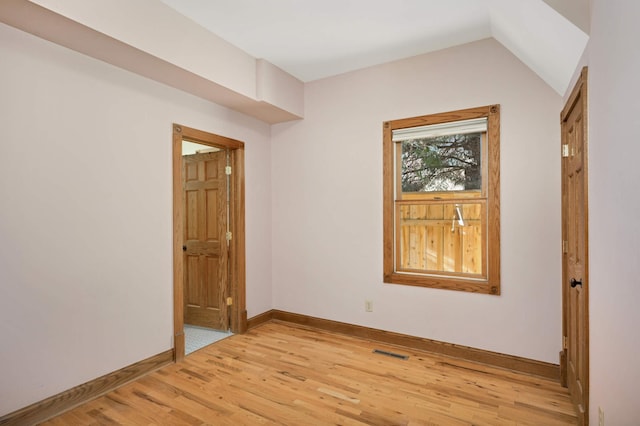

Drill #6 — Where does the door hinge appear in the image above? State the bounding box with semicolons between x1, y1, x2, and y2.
562;240;568;253
226;297;233;306
225;165;232;175
226;231;232;241
563;336;568;350
562;144;569;158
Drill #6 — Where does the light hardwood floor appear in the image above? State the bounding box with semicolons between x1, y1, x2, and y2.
43;322;577;425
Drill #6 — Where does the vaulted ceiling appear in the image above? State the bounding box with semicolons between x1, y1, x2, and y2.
0;0;589;122
160;0;589;95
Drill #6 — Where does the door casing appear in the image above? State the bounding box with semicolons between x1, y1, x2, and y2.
172;124;247;362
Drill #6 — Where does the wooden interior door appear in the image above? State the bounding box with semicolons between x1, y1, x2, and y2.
561;67;588;425
183;150;228;330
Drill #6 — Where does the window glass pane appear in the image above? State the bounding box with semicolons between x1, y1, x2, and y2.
397;202;484;276
400;133;482;193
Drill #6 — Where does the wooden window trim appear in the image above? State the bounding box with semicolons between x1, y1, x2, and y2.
383;105;501;295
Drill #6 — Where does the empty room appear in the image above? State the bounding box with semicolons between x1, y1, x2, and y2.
1;1;639;425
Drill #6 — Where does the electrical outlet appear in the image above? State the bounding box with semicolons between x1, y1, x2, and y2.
599;407;604;426
365;300;373;312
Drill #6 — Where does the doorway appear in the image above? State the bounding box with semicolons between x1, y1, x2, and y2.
560;67;589;425
172;124;247;362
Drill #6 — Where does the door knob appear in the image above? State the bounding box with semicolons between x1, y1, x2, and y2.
570;278;582;288
182;245;187;252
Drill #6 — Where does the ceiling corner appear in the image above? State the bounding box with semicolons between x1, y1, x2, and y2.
489;0;589;95
542;0;590;34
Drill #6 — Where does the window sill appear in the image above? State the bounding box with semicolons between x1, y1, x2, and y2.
383;272;500;295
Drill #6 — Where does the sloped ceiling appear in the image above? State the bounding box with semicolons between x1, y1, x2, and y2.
161;0;589;95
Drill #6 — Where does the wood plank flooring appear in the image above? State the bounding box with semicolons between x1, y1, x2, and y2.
43;322;577;425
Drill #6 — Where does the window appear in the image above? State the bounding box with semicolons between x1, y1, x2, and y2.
383;105;500;294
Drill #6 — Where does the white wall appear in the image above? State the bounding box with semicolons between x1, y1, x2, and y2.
564;44;589;104
32;0;258;98
0;23;272;416
271;38;563;363
588;1;640;423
